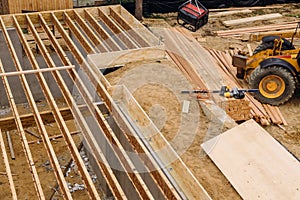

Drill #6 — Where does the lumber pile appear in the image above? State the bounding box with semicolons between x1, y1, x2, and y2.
164;27;287;125
216;22;299;39
207;48;287;125
220;99;250;121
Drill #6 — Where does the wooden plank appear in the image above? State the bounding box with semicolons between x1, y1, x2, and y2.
0;129;18;200
12;14;74;200
72;10;113;52
43;13;127;199
50;11;184;200
109;7;150;48
216;22;298;36
24;14;101;200
83;9;115;52
202;119;300;200
0;65;74;77
28;131;80;144
64;11;97;54
5;0;73;14
210;9;252;17
98;8;137;50
47;12;156;199
223;13;282;26
0;17;46;200
114;85;211;200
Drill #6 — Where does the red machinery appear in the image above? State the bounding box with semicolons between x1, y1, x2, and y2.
177;0;209;32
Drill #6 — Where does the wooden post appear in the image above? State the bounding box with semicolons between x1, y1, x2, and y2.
135;0;143;21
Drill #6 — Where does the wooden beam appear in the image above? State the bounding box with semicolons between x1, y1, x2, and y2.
28;130;80;144
0;129;18;200
43;13;127;199
210;9;252;17
50;12;112;108
98;7;138;49
0;65;75;77
109;7;150;48
12;14;74;200
72;10;112;52
216;22;298;37
223;13;282;26
64;11;98;54
49;10;183;198
0;17;45;200
83;9;119;51
48;12;157;200
24;14;101;200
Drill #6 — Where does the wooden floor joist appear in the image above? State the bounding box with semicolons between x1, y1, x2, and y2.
0;129;17;200
0;5;210;200
0;20;46;200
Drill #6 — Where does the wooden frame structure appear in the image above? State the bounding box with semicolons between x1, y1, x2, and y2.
0;0;73;14
0;5;210;200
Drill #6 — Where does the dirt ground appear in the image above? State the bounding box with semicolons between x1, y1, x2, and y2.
1;2;299;200
0;100;100;200
105;2;300;199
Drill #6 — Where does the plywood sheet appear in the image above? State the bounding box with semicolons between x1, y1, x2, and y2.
201;119;300;200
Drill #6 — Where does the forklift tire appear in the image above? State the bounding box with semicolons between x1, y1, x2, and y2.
249;66;296;105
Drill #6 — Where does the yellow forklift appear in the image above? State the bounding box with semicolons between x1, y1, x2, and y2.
233;22;300;106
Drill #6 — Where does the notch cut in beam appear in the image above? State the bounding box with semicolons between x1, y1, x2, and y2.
0;65;75;77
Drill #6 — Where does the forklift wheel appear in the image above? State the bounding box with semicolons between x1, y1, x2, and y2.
249;66;296;105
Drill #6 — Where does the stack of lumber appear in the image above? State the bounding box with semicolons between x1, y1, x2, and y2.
207;48;287;125
165;28;252;122
220;99;250;121
216;22;299;40
166;27;287;125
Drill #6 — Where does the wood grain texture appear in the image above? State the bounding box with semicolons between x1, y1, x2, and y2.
4;0;73;14
202;119;300;200
223;13;282;26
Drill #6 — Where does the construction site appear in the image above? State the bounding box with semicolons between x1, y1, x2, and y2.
0;0;299;199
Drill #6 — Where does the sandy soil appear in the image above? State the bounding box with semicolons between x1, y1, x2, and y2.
0;100;100;200
1;3;299;200
106;59;240;199
105;3;300;199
